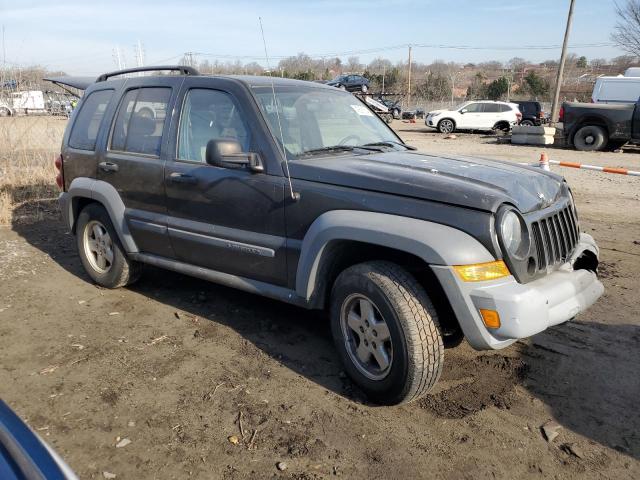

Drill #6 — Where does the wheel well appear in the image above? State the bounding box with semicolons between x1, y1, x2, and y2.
493;120;510;130
71;197;98;234
312;240;462;339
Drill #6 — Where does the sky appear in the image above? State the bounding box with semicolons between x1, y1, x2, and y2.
0;0;628;75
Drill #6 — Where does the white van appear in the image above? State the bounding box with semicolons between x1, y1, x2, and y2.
592;75;640;104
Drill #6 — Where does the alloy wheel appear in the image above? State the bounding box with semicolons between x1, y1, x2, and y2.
340;294;393;380
83;220;114;274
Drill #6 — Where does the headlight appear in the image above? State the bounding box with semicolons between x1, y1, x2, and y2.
497;208;529;259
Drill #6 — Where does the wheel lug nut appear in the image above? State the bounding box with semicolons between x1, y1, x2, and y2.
372;330;377;337
372;342;377;349
359;326;364;333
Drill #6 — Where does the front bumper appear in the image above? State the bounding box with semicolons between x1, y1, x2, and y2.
432;233;604;350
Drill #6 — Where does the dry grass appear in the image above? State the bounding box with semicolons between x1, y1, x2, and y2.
0;116;66;225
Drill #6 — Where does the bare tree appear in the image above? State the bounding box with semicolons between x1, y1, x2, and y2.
611;0;640;58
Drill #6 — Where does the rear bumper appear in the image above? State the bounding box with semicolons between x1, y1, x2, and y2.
432;233;604;350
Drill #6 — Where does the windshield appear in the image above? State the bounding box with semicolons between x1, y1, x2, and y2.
253;85;400;159
452;102;471;111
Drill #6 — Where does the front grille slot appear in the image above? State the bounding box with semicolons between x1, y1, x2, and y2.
530;205;580;272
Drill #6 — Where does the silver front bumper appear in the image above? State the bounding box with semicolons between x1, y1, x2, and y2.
432;233;604;350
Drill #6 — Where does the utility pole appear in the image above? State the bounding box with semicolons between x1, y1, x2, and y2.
551;0;576;125
382;64;386;94
407;45;412;109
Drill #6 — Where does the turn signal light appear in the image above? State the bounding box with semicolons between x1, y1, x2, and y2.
480;309;501;329
453;260;511;282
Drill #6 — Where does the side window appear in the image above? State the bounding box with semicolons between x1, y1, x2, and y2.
465;103;482;113
110;87;171;156
483;104;501;113
178;89;250;163
499;104;511;113
68;89;114;150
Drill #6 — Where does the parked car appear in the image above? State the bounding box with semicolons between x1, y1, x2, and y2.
55;66;603;405
402;107;426;120
513;100;545;126
0;399;78;479
425;101;521;133
562;99;640;151
326;74;370;93
378;98;401;119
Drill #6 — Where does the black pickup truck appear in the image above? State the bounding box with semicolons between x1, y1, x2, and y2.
562;99;640;151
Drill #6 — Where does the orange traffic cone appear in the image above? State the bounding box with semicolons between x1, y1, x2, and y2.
539;152;550;171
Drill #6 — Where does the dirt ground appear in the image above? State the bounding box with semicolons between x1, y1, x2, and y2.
0;118;639;479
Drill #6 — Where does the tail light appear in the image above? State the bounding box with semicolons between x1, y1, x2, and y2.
54;154;64;190
516;112;522;123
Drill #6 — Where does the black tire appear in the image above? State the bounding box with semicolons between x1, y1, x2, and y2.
0;107;11;117
75;203;142;288
493;121;511;132
437;118;456;134
573;125;608;151
330;261;444;405
520;120;535;127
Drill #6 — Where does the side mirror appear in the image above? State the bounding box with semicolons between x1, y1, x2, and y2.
460;109;468;114
205;139;263;173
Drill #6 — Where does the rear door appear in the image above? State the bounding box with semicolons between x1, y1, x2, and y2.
99;78;181;258
63;87;115;185
163;77;288;286
480;103;501;128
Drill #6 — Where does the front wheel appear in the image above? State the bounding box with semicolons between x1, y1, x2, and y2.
330;261;444;405
574;125;608;151
437;119;455;134
76;203;142;288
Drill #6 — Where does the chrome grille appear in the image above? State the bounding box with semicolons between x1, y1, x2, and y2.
531;205;580;271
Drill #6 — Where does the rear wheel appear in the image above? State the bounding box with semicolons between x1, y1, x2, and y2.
520;119;535;127
574;125;608;151
0;107;10;117
76;203;142;288
330;261;444;405
437;119;455;134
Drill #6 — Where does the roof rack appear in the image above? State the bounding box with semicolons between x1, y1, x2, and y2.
96;65;199;82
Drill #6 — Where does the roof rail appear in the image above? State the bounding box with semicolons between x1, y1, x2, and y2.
96;65;199;82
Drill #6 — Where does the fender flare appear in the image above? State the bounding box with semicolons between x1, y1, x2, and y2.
63;177;139;253
295;210;495;301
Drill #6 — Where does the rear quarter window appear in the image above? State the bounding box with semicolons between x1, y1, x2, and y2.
68;89;114;150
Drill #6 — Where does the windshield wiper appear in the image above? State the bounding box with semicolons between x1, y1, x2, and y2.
298;145;382;157
362;141;417;151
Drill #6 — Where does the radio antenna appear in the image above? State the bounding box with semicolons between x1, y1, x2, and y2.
259;17;298;201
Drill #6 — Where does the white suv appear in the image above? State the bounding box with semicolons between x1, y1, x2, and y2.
426;101;521;134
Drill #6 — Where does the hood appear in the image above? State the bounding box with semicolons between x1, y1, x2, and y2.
428;109;449;116
288;150;565;213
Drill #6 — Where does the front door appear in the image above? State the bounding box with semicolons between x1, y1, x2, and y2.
164;79;288;286
99;80;180;258
460;102;484;129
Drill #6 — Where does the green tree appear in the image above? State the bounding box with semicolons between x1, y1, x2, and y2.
523;71;550;98
576;56;588;68
485;76;509;100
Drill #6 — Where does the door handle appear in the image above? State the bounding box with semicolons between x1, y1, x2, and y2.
169;172;197;184
98;161;119;172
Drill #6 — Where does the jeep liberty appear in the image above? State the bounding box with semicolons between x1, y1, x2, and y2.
54;66;604;405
